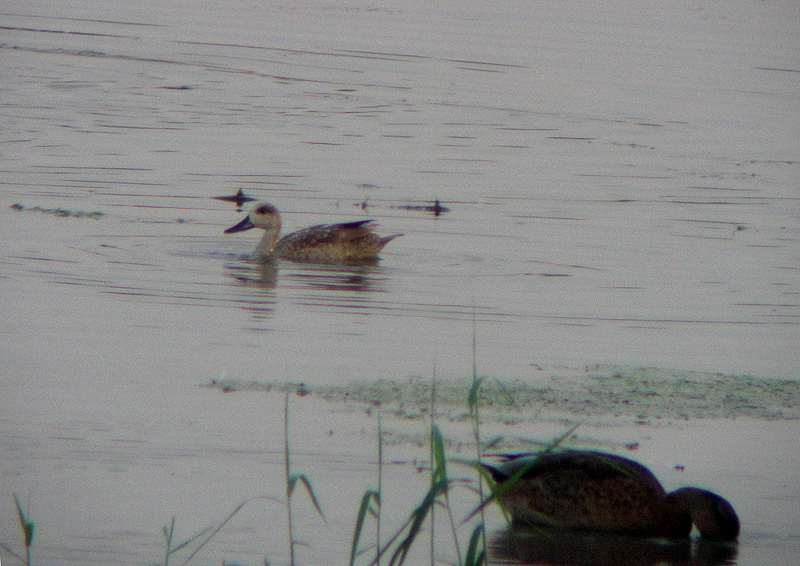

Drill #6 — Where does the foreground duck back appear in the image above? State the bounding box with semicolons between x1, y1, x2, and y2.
485;450;739;540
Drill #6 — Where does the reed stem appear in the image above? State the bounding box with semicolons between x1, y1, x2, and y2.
284;389;296;566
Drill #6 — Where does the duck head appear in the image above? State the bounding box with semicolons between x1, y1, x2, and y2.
224;202;283;257
668;487;740;541
224;202;281;234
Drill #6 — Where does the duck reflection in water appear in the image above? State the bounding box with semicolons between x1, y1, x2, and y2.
224;201;401;264
484;450;739;565
490;525;738;566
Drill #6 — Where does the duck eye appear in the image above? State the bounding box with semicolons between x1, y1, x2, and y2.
257;205;269;214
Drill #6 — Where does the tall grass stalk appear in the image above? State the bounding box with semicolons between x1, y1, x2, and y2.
427;355;463;566
160;496;279;566
283;387;326;566
349;402;383;566
367;377;475;566
464;524;486;566
350;490;381;566
163;516;176;566
468;310;488;565
376;403;383;565
161;514;217;566
284;389;296;566
431;424;462;566
156;385;327;566
429;357;436;566
369;477;450;566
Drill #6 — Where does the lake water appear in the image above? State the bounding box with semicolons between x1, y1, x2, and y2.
1;1;799;565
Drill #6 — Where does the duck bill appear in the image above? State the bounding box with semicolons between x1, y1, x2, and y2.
224;216;255;234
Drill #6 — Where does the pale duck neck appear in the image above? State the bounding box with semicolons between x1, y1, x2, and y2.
253;216;282;259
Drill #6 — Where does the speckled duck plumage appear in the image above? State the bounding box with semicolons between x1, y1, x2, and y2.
484;450;740;540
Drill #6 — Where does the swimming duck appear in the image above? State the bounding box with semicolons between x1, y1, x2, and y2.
484;450;740;540
224;202;401;263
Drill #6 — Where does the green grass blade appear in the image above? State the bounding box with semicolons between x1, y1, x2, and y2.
386;478;450;566
169;523;217;555
465;523;486;566
467;374;489;565
13;494;34;548
376;405;383;566
463;457;544;526
481;436;503;452
0;496;32;566
549;422;580;450
467;377;484;416
466;424;582;525
430;424;447;484
350;490;381;566
162;516;175;566
291;473;326;521
287;473;299;496
369;514;414;566
178;496;278;566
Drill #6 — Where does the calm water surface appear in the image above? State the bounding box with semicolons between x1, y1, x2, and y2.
1;1;798;564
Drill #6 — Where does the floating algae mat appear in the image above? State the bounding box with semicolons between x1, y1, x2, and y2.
11;203;105;219
206;365;800;421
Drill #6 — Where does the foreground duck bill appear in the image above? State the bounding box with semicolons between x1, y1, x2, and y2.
224;216;255;234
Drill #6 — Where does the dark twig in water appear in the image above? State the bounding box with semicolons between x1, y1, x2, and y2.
212;188;257;208
357;199;450;216
391;200;449;216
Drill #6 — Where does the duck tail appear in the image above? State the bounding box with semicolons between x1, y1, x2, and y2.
380;233;403;246
480;462;508;483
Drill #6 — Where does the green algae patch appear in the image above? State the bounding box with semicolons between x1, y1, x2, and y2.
11;203;105;219
204;365;800;422
579;365;799;420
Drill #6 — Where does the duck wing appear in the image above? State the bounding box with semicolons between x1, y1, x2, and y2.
494;451;664;491
489;451;690;536
276;220;400;262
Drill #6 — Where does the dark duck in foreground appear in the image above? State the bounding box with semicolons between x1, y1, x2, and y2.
224;202;401;263
484;450;740;540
